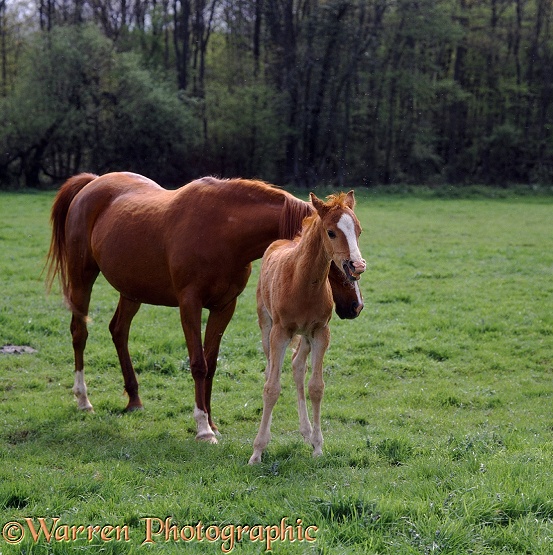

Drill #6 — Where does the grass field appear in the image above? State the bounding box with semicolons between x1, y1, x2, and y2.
1;189;553;554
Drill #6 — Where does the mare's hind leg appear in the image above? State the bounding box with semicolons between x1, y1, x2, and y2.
109;296;142;411
292;337;312;442
308;326;330;457
71;313;94;411
203;299;237;434
68;267;99;412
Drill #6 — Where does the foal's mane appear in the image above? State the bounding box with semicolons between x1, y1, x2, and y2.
297;192;351;235
324;192;350;208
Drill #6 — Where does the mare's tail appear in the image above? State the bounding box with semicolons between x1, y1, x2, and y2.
45;173;98;298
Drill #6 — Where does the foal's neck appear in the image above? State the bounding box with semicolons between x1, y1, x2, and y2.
295;217;332;286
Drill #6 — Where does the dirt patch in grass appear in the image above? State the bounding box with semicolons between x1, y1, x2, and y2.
1;344;37;354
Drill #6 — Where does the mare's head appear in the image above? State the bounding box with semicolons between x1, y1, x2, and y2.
328;262;364;319
310;191;366;305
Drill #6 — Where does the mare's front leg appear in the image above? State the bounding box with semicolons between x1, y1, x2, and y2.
249;325;290;464
292;337;313;442
203;298;238;434
180;294;217;443
109;296;142;411
308;326;330;457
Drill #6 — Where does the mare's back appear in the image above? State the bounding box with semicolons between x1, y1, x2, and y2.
69;172;168;225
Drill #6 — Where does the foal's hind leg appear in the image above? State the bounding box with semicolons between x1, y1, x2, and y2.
308;326;330;457
257;297;272;380
292;337;313;442
109;296;142;411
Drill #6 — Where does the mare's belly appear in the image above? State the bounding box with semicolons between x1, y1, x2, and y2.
101;266;179;307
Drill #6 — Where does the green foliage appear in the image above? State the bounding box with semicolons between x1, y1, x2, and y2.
204;82;287;178
104;51;200;184
2;192;553;553
0;24;199;187
1;1;553;188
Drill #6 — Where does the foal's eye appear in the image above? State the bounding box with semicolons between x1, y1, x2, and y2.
327;230;336;239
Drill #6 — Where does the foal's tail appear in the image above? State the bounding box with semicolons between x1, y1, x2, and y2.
45;173;98;297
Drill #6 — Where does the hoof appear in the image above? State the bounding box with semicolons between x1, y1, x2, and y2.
76;400;94;412
124;404;144;413
248;453;262;465
196;432;218;444
300;430;313;443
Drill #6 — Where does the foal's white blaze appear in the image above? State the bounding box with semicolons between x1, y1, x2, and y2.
337;213;364;267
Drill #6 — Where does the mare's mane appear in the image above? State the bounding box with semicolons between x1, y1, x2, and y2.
280;195;313;240
190;176;313;242
195;176;280;194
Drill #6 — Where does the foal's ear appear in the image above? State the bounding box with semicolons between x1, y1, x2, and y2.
345;190;356;209
310;192;329;217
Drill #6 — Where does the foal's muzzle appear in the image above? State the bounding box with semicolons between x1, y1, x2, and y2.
343;259;366;282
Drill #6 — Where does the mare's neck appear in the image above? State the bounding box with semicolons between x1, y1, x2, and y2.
238;191;312;262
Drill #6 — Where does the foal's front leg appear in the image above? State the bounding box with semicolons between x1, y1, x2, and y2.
249;325;290;464
308;326;330;457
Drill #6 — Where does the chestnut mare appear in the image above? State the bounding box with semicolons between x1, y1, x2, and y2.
46;172;364;443
249;191;365;464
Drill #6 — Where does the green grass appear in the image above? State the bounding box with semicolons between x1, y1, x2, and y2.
1;190;553;553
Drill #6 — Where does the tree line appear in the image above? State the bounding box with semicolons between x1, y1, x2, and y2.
1;0;552;188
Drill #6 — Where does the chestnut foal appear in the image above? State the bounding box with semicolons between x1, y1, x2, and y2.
249;191;366;464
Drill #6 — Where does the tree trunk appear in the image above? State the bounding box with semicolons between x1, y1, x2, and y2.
253;0;262;78
447;0;468;182
174;0;190;90
0;0;6;97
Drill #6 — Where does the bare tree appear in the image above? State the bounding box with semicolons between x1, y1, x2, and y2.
0;0;6;96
